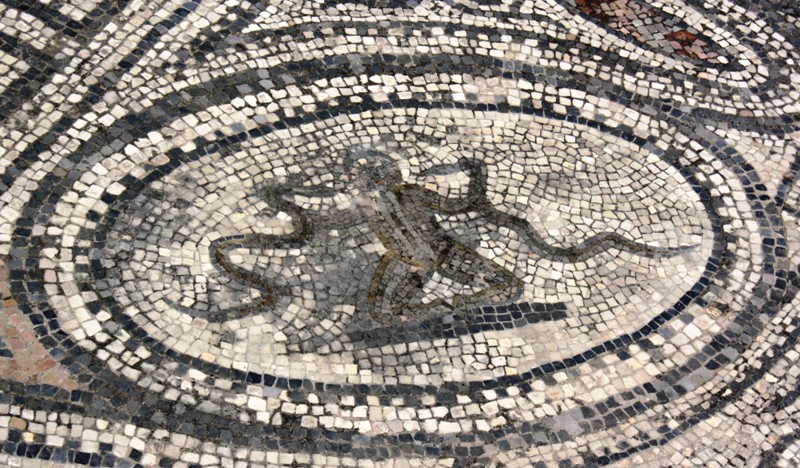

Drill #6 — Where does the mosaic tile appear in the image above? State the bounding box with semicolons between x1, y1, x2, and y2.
0;337;12;359
1;0;799;466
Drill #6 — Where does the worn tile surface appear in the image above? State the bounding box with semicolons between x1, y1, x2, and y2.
1;0;799;466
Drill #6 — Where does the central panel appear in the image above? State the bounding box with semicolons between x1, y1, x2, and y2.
96;107;713;386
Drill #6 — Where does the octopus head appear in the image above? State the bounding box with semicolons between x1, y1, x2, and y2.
341;148;402;193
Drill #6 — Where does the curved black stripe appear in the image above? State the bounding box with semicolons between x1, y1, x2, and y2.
0;0;134;123
0;0;193;191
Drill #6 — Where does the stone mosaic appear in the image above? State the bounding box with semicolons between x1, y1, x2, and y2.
0;0;799;466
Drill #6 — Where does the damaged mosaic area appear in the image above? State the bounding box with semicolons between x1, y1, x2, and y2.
1;0;800;466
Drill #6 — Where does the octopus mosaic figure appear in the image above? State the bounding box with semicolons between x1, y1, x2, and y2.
210;149;696;326
1;0;800;467
212;151;527;324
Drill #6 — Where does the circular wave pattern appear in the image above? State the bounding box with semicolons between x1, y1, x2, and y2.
1;0;799;466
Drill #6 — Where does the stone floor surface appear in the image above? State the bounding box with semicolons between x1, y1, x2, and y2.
0;0;799;466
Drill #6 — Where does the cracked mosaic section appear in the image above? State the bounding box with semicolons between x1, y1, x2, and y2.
1;0;799;467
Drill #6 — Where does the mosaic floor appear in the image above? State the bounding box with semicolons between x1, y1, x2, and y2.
0;0;799;466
